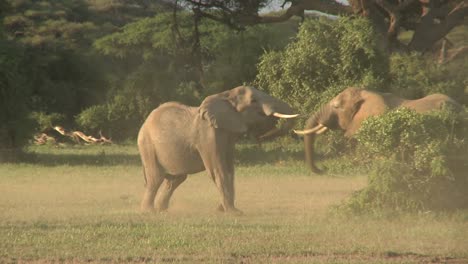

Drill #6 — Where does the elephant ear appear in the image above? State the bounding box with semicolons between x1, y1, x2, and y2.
199;93;248;134
346;87;365;114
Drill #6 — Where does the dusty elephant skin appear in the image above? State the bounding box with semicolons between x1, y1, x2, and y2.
138;86;297;213
295;87;463;174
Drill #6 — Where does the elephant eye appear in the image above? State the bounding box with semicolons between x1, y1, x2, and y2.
251;98;257;103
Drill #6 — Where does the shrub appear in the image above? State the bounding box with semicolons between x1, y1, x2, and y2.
75;105;108;133
30;111;65;132
0;39;35;150
340;108;468;213
255;17;388;119
76;95;141;141
389;53;467;104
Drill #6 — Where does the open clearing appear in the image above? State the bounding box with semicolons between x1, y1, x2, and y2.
0;145;467;263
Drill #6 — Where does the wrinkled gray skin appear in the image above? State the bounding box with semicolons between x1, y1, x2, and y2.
302;87;462;173
138;86;296;213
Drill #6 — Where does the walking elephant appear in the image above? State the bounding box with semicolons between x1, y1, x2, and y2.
294;87;462;173
138;86;298;213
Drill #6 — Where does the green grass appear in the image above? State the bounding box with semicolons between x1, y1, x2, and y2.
1;144;467;263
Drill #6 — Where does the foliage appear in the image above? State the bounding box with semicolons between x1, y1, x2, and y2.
341;108;468;213
3;0;163;49
95;11;297;94
202;19;299;95
30;112;65;132
389;53;467;104
255;17;388;119
89;11;297;140
2;0;467;147
0;39;34;149
75;105;108;133
0;0;170;147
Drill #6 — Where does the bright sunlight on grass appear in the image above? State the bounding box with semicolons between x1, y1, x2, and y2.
1;145;467;263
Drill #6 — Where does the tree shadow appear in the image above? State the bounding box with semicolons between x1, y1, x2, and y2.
25;152;142;166
1;141;307;167
1;149;141;166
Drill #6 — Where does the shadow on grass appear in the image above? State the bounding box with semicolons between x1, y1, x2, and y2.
0;147;141;166
19;152;141;166
1;140;307;167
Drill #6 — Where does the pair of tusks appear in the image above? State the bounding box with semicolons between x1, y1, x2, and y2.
294;123;328;135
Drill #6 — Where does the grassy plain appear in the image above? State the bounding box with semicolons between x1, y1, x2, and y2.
1;144;467;263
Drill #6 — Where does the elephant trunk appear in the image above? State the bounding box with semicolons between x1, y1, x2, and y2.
304;106;331;174
257;115;297;141
257;101;297;141
304;115;322;173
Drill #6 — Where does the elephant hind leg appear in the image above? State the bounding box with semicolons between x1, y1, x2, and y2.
139;144;165;212
155;175;188;212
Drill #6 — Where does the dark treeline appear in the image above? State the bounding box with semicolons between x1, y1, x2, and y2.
0;0;299;148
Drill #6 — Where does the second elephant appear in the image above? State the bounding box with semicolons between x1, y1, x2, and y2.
295;87;462;173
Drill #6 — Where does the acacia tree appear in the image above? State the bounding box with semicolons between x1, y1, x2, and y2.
179;0;468;62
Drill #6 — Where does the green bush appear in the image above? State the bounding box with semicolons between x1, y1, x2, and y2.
30;111;65;132
75;105;108;133
255;17;388;119
0;39;35;150
389;53;467;104
76;95;141;141
341;108;468;213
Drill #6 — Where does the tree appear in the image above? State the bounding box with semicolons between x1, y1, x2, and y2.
1;0;172;125
88;11;297;140
0;38;35;150
179;0;468;62
255;17;389;115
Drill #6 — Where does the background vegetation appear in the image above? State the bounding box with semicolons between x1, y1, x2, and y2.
1;1;467;261
1;0;467;146
1;0;467;209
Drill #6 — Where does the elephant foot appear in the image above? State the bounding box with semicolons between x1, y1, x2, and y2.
140;206;156;213
155;205;169;212
216;204;243;215
310;165;325;175
216;204;224;212
226;208;244;216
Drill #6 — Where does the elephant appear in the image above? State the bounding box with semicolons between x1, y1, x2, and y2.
294;87;463;173
138;85;298;213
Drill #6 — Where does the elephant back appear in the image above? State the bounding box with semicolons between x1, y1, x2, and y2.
404;94;462;113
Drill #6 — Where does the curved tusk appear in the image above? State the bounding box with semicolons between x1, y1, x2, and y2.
293;124;325;135
272;112;300;119
316;126;328;134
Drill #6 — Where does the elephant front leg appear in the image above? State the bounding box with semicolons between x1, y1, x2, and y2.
199;137;242;215
212;168;241;214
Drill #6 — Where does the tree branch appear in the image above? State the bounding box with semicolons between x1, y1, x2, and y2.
409;0;468;52
185;0;351;28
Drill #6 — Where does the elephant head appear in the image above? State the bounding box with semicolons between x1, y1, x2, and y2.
199;86;298;140
294;87;385;173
